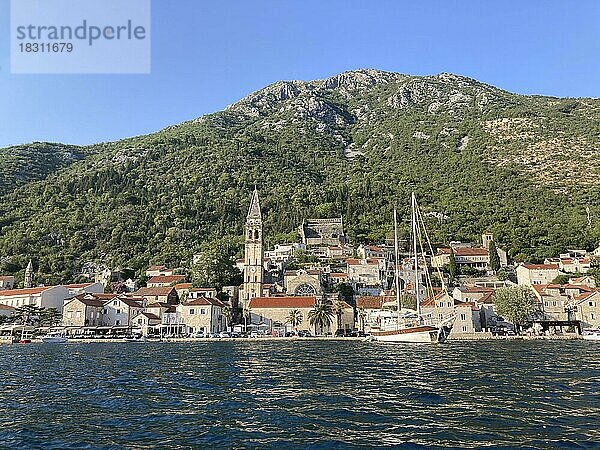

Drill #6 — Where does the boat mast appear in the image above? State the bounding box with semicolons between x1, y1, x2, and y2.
412;193;421;318
393;207;401;315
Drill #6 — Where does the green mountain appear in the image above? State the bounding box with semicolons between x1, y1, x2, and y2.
1;69;599;283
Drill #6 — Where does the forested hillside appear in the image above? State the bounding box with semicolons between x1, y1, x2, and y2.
0;69;599;284
0;143;85;195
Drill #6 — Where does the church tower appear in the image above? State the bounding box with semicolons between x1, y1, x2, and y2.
243;188;264;305
24;260;34;288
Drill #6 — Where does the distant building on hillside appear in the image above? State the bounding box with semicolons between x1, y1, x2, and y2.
299;218;346;247
0;276;15;291
516;263;560;286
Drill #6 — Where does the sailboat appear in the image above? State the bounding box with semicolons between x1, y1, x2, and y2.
371;193;455;343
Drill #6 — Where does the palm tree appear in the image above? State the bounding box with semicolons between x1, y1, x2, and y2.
287;309;303;334
308;301;334;336
222;306;233;332
357;307;367;333
333;300;345;333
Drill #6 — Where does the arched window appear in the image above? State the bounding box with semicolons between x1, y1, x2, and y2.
254;230;260;240
295;283;316;296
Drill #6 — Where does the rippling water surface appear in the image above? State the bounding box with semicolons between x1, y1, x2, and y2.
0;340;599;449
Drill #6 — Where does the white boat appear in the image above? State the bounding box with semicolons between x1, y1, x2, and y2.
123;335;147;342
41;332;68;343
371;193;455;344
582;330;600;341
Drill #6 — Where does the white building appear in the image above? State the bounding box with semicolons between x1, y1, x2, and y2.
0;286;71;311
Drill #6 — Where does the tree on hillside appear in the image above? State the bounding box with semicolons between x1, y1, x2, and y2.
489;241;501;272
447;252;459;284
192;247;242;291
552;274;571;285
493;286;540;332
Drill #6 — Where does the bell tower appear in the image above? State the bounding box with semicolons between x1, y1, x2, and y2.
243;188;264;305
24;260;34;288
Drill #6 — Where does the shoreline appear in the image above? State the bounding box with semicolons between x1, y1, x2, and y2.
1;335;586;344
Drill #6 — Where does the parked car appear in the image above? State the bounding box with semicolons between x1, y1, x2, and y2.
193;332;205;339
297;330;312;337
218;331;231;338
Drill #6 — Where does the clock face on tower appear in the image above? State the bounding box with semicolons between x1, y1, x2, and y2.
250;267;256;273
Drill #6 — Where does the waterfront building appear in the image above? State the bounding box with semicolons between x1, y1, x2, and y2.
177;297;226;335
573;291;600;329
131;312;162;335
62;294;109;327
355;295;388;332
102;296;144;326
247;296;354;334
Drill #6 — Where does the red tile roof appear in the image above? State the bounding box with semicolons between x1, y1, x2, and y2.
0;304;16;311
134;287;176;297
249;296;318;309
521;264;559;270
454;248;489;256
148;275;186;284
356;296;385;309
0;286;56;296
183;297;225;307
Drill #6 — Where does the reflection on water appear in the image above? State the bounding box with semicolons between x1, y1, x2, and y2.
0;341;599;448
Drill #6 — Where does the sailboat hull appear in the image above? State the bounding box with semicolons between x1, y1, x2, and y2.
371;325;442;343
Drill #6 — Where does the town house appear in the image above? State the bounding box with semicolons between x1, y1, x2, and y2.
177;297;225;335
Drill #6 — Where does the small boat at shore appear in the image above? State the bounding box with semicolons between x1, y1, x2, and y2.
123;335;147;342
41;332;68;344
582;330;600;341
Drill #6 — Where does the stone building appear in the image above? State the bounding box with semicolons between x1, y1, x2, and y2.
62;293;108;327
299;218;346;247
133;286;179;305
0;276;15;290
284;269;324;296
516;263;560;286
248;296;354;334
177;297;226;334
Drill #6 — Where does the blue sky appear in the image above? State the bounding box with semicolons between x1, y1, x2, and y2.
0;0;599;147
